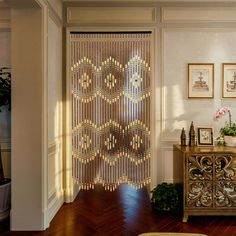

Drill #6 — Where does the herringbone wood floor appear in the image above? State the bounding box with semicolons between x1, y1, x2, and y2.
1;184;236;235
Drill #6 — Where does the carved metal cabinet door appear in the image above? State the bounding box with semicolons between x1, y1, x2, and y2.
214;155;236;208
186;154;214;208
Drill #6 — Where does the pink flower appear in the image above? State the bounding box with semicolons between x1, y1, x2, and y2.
215;106;232;126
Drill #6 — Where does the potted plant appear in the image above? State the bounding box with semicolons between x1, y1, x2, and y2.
0;67;11;111
0;67;11;221
151;182;180;213
215;106;236;147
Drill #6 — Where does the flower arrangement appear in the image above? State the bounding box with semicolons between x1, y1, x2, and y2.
215;106;236;137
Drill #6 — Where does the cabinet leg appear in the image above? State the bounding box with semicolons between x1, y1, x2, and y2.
182;212;188;223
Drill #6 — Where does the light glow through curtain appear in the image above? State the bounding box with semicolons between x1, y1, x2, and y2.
71;33;151;191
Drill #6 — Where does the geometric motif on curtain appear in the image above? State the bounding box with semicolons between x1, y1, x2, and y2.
70;33;151;191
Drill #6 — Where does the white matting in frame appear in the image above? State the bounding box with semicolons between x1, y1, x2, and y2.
188;63;214;98
197;127;213;146
222;63;236;98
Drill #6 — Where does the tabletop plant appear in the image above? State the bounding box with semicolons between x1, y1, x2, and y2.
215;106;236;145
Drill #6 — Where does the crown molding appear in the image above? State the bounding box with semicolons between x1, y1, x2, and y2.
63;0;236;2
4;0;40;8
0;1;8;7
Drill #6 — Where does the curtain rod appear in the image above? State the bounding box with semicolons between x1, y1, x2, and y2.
70;31;152;34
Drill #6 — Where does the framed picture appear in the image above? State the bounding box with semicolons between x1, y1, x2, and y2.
222;63;236;98
188;63;214;98
197;127;213;146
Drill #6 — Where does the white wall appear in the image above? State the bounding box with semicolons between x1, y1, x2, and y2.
11;7;44;230
163;30;236;139
46;14;63;224
161;29;236;182
10;0;63;230
64;3;236;189
0;31;10;66
6;0;236;231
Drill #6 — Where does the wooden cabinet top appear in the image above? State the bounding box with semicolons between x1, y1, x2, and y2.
174;144;236;154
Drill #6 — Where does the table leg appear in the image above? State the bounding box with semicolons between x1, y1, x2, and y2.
182;212;188;223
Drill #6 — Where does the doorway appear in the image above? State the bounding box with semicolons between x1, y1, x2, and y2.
69;32;151;191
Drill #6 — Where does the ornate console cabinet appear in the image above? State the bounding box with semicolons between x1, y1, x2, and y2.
173;144;236;222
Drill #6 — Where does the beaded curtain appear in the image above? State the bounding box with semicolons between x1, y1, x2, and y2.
70;33;151;191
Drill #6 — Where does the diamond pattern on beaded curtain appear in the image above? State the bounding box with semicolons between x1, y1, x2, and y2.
70;33;151;191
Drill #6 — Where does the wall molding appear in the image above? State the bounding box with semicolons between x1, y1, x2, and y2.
66;25;159;197
47;12;63;230
160;145;182;183
46;0;62;22
161;7;236;23
48;140;60;156
48;4;63;27
161;146;173;183
0;28;10;32
63;0;236;2
48;189;56;205
160;27;236;142
0;6;10;29
67;6;157;24
44;193;64;230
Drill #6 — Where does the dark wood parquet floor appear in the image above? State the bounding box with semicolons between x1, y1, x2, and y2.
1;184;236;236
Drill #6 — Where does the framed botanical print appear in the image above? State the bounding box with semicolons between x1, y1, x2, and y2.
197;127;213;146
222;63;236;98
188;63;214;98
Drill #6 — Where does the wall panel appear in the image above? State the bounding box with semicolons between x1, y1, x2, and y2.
11;8;43;230
65;3;236;188
162;29;236;142
46;15;63;223
162;7;236;23
0;6;10;28
160;28;236;183
67;7;156;24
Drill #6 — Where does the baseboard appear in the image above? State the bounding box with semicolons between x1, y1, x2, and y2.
64;181;80;203
47;195;64;226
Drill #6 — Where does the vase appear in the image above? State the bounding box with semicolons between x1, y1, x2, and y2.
0;179;11;221
224;136;236;147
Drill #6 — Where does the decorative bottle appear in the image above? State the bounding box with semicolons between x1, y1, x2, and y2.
189;121;195;146
180;128;186;146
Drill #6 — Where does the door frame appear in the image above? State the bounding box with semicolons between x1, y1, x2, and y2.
65;27;158;202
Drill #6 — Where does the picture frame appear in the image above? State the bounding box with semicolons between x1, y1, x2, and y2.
188;63;214;98
197;127;213;146
222;63;236;98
